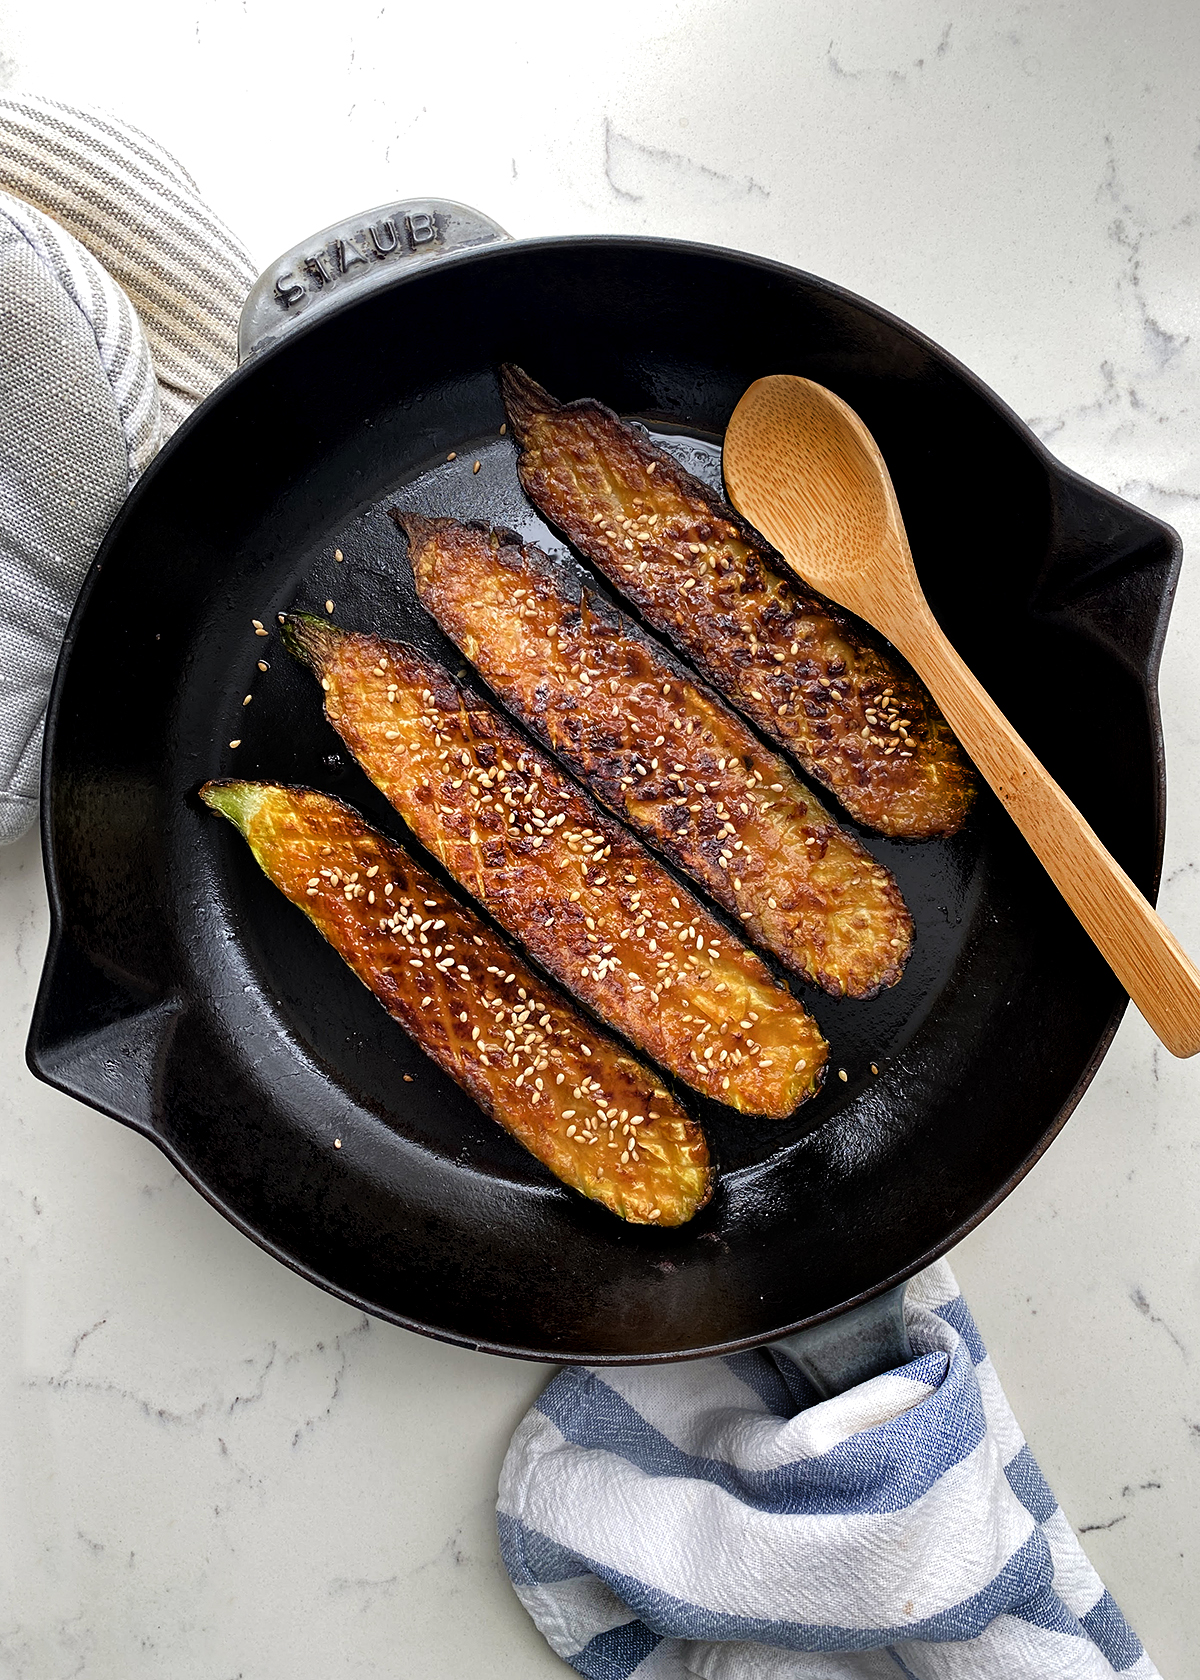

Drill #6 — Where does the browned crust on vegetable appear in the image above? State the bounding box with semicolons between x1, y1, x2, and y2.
283;616;827;1117
398;512;913;999
200;780;711;1225
500;364;976;841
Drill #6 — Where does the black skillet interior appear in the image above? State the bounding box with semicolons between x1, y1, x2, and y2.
29;238;1180;1361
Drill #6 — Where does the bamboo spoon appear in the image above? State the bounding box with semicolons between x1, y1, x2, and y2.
723;374;1200;1058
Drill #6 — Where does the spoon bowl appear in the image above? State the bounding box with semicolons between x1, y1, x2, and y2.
726;376;914;635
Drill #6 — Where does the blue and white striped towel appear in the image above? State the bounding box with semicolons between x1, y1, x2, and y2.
499;1261;1157;1678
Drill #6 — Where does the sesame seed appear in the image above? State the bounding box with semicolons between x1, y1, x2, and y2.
325;599;334;614
473;460;481;474
257;660;269;672
242;694;252;705
229;739;241;748
334;1138;342;1148
447;451;457;460
334;548;344;561
838;1069;848;1082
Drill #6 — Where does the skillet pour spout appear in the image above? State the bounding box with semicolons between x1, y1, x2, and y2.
28;202;1182;1363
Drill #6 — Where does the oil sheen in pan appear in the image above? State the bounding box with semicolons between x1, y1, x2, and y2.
252;420;989;1182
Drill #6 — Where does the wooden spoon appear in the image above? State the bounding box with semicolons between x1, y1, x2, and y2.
724;374;1200;1058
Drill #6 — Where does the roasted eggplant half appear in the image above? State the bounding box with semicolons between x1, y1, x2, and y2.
398;511;913;999
201;781;712;1225
501;364;976;841
283;617;828;1117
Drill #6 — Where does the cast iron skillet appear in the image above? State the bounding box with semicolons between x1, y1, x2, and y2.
26;200;1182;1364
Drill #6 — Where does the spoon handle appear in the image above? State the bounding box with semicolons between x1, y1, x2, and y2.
902;612;1200;1057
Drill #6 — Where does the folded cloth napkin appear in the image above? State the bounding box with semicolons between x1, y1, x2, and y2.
499;1261;1158;1679
0;92;253;843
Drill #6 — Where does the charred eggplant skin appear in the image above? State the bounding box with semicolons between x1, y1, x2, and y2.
283;616;828;1118
500;364;976;841
200;781;711;1225
399;512;913;1000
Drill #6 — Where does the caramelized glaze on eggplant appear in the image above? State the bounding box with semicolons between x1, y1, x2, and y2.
399;512;913;999
283;616;827;1117
501;364;976;840
201;781;711;1225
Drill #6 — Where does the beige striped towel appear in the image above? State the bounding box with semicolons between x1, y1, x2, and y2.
0;91;255;434
0;93;255;841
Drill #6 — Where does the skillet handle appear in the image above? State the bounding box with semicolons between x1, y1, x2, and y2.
237;199;511;364
770;1283;910;1399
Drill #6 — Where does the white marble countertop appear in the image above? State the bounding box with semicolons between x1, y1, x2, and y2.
1;2;1198;1674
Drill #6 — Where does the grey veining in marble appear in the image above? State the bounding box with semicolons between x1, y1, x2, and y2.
0;2;1197;1675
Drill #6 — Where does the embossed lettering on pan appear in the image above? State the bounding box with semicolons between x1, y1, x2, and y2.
273;211;439;308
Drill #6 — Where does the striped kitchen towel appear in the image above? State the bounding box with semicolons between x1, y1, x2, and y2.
0;91;254;434
0;92;254;843
499;1261;1158;1678
0;187;161;844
